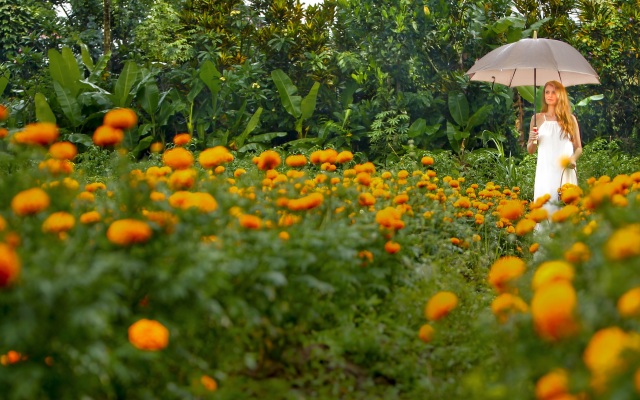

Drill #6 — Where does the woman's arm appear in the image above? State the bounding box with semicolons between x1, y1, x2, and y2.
526;114;538;154
569;115;582;168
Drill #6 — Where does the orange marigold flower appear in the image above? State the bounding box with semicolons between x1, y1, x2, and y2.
421;156;434;166
0;104;8;121
529;242;540;253
527;207;549;223
0;215;5;231
384;240;401;254
128;319;169;351
11;187;50;216
618;287;640;318
0;128;8;139
163;147;194;170
559;184;582;204
85;182;107;192
394;193;409;204
418;323;435;343
336;150;354;164
168;191;218;212
168;169;197;190
200;375;218;391
234;168;246;178
286;193;324;211
531;193;551;209
564;242;590;263
583;327;636;383
487;256;526;293
0;243;21;288
515;218;537;236
13;122;59;146
39;159;74;175
239;214;262;229
279;231;290;241
499;199;525;221
0;350;25;365
551;205;580;223
375;207;404;230
491;293;528;323
42;211;75;234
531;281;578;341
535;369;571;400
104;108;138;130
49;141;77;160
424;291;458;321
355;172;371;186
254;150;281;171
358;192;376;206
107;219;153;246
605;224;640;261
150;142;164;153
80;211;101;224
198;146;234;168
173;133;191;146
532;261;575;291
285;154;308;167
93;125;124;147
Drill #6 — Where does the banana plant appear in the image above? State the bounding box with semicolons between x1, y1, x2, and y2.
271;69;320;139
446;91;492;155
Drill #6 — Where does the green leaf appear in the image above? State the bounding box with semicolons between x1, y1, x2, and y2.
448;91;469;127
112;61;139;108
300;82;320;121
66;133;94;147
407;118;426;138
89;52;111;83
247;131;287;143
132;135;155;157
0;70;9;96
61;47;81;97
465;105;492;131
139;83;160;116
271;69;302;118
34;93;56;123
235;107;263;148
53;81;82;128
575;94;604;108
199;60;221;97
79;43;95;72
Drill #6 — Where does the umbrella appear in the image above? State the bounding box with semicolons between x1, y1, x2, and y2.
465;32;600;133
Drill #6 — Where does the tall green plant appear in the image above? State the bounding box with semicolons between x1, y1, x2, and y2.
271;69;320;139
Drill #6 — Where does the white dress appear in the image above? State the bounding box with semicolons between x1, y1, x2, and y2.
533;115;577;215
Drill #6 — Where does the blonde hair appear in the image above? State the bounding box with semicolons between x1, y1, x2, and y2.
541;81;576;140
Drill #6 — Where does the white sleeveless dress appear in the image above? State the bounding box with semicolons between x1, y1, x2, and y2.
533;115;577;215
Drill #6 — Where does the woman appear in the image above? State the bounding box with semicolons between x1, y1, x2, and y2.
527;80;582;216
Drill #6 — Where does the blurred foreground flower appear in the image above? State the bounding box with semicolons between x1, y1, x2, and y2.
0;243;21;287
128;319;169;351
107;219;153;246
424;291;458;321
11;187;50;216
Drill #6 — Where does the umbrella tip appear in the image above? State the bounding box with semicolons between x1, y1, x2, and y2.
533;30;537;39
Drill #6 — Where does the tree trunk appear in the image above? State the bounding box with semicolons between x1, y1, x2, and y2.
103;0;111;55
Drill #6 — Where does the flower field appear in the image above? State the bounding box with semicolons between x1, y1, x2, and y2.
1;109;640;399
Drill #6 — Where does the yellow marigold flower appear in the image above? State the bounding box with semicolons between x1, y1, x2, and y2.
76;191;95;202
42;211;75;234
200;375;218;391
564;242;590;263
128;319;169;351
358;192;376;206
583;326;636;384
234;168;246;178
104;108;138;130
454;196;471;208
279;231;290;241
85;182;107;192
487;256;526;293
92;125;124;147
559;184;582;204
491;293;528;323
499;199;525;221
531;281;578;341
418;323;435;343
336;150;354;164
198;146;234;168
551;204;580;223
618;287;640;318
149;191;166;202
143;210;178;233
11;187;50;216
558;155;572;169
0;243;21;288
13;122;59;146
79;211;101;224
150;142;164;153
529;242;540;253
532;261;575;291
421;156;434;166
424;291;458;321
285;154;308;167
394;193;409;204
107;219;152;246
535;369;571;400
48;141;77;160
168;169;197;190
527;207;549;223
605;224;640;261
515;218;537;236
354;162;375;174
384;240;401;254
163;147;194;170
531;193;551;209
375;207;404;230
238;214;262;229
254;150;281;170
39;159;74;175
172;133;191;146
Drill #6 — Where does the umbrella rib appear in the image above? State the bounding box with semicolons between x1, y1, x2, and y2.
507;69;516;87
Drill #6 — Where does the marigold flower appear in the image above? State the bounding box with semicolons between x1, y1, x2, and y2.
421;156;434;166
355;172;371;186
104;108;138;130
532;261;575;291
618;287;640;318
93;125;124;147
551;205;580;223
286;193;324;211
424;291;458;321
563;242;590;263
527;207;549;223
605;224;640;261
200;375;218;391
285;154;308;167
499;199;525;221
0;104;8;121
163;147;194;170
559;184;582;204
384;240;401;254
173;133;191;146
168;169;197;190
48;141;77;160
487;256;526;293
150;141;164;153
143;210;178;233
358;192;376;206
128;319;169;351
38;159;74;175
254;150;281;170
42;211;75;234
13;122;59;146
0;215;5;232
79;211;101;224
418;323;435;343
535;369;571;400
11;187;50;216
239;214;262;229
491;293;528;323
0;243;21;288
529;243;540;253
375;207;404;230
107;219;153;246
531;281;578;341
0;128;7;139
168;191;218;212
531;193;551;209
515;218;537;235
583;326;639;389
279;231;290;241
198;146;234;168
336;150;354;164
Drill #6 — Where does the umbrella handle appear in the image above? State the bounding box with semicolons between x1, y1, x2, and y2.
532;127;538;145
